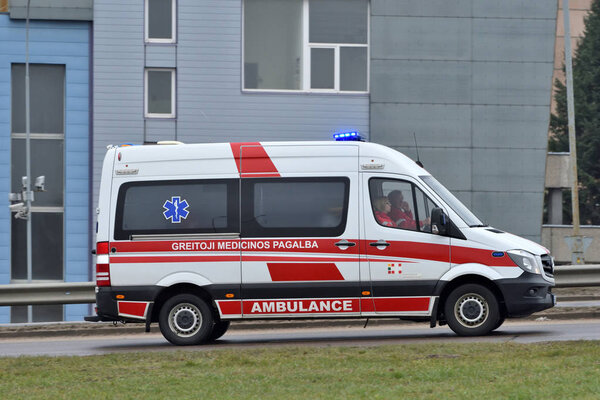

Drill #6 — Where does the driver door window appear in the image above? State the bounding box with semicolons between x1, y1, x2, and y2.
369;178;437;234
415;187;436;233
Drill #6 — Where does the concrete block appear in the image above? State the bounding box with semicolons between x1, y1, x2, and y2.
545;152;572;188
390;146;472;192
472;148;547;192
473;18;556;62
371;16;471;61
371;103;471;148
371;60;472;104
473;0;557;19
471;190;544;239
372;0;472;17
472;105;550;149
472;61;554;106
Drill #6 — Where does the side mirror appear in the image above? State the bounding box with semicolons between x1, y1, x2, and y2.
431;207;448;236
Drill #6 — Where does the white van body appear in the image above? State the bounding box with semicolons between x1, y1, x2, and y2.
88;141;555;345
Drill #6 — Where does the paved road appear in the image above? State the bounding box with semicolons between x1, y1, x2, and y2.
0;319;598;357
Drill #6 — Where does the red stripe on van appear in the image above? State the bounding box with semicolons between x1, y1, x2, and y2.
373;297;430;312
360;298;375;312
216;300;242;316
109;256;365;264
451;246;517;267
117;301;148;318
230;142;280;177
267;263;344;281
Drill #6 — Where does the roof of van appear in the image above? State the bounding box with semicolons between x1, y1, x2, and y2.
111;141;430;178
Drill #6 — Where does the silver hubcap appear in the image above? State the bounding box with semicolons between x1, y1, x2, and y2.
168;303;202;337
454;293;488;328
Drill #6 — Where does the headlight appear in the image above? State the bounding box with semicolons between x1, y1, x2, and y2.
507;250;542;274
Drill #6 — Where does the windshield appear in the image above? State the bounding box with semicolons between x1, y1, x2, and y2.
420;175;485;227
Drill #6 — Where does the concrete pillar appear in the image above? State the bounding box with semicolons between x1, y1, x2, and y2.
547;188;563;225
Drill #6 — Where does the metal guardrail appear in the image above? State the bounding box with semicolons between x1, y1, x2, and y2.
0;282;95;306
0;265;598;306
554;264;600;287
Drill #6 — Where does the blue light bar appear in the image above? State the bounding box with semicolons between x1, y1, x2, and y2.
333;131;363;141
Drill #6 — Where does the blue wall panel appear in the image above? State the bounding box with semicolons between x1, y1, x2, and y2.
0;14;91;323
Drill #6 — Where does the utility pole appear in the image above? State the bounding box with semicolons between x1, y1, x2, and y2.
562;0;591;264
25;0;33;322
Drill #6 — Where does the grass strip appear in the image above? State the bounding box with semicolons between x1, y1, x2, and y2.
0;341;599;399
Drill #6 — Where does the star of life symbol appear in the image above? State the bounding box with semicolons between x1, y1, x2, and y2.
163;196;190;223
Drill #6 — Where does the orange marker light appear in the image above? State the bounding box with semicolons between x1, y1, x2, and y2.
116;295;125;299
225;293;235;298
362;291;371;296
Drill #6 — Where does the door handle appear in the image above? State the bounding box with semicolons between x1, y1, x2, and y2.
369;240;390;247
335;239;356;248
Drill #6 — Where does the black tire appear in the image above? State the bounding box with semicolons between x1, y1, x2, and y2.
159;294;214;346
492;316;506;332
444;284;500;336
209;321;231;341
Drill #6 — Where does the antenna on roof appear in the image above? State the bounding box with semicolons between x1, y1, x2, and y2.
413;132;423;168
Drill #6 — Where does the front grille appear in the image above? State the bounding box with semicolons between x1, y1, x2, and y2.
540;254;554;277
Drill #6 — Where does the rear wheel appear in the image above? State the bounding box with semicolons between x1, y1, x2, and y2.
159;294;214;345
209;321;231;341
444;284;500;336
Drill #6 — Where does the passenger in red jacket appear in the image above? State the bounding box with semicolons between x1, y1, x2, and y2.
388;190;416;230
373;197;397;227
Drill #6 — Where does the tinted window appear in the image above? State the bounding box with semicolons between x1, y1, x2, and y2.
415;187;435;233
147;0;173;40
115;180;239;240
11;63;65;134
242;177;349;237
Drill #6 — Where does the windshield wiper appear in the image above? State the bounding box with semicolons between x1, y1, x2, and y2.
469;224;489;228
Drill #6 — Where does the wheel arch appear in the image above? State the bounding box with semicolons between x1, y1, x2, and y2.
435;274;507;323
151;283;215;323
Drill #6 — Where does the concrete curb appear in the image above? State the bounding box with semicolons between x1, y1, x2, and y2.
1;310;599;339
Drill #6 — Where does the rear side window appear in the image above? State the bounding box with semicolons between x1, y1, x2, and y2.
242;177;349;237
114;179;239;240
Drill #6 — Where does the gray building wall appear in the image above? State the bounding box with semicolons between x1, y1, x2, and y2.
93;0;369;209
370;0;557;242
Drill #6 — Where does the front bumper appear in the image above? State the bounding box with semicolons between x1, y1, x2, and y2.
496;272;555;317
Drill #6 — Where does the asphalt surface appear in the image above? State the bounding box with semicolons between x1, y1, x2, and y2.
0;319;599;357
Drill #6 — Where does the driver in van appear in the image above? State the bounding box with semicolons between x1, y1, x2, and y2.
388;190;416;229
373;197;397;227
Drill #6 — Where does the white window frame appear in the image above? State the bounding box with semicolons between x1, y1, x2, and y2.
144;68;176;119
242;0;369;94
145;0;177;44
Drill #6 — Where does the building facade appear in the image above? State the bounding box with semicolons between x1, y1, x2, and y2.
0;0;92;323
94;0;557;246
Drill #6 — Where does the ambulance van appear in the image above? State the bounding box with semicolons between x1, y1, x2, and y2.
85;138;555;345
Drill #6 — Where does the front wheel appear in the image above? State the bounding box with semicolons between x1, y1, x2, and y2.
159;294;214;345
444;284;500;336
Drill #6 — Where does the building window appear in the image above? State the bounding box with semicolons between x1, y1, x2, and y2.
243;0;369;93
145;68;176;118
10;63;65;322
145;0;176;43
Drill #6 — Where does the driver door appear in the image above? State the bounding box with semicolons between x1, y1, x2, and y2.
362;175;451;316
